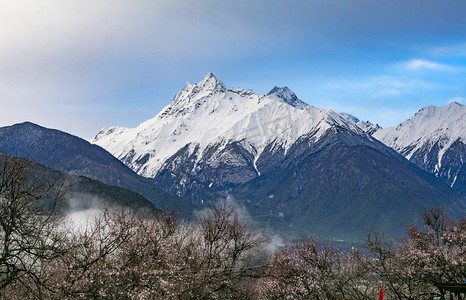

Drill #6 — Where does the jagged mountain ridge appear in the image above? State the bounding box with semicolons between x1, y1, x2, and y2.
373;102;466;192
93;72;375;183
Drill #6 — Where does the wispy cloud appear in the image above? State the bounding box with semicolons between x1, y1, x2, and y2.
1;1;466;138
432;43;466;57
400;59;455;72
303;73;446;128
324;75;437;96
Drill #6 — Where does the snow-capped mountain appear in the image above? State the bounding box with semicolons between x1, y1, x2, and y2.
93;72;369;180
93;73;464;239
373;102;466;191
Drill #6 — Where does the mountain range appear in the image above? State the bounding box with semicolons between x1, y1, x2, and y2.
91;73;465;240
1;72;463;240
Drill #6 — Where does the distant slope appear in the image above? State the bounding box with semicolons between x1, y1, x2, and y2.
0;122;195;215
0;152;156;212
64;175;157;211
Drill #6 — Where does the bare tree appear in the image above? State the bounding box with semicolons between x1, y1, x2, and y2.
256;236;376;300
364;207;465;300
364;231;424;300
402;207;465;298
179;201;266;299
3;156;460;300
0;155;65;298
36;201;265;299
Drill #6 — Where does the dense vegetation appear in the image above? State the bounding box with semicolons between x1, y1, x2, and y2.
0;156;464;299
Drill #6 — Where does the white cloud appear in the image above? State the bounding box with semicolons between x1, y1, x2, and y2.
401;59;455;71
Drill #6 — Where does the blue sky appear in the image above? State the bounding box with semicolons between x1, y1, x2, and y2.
1;0;466;139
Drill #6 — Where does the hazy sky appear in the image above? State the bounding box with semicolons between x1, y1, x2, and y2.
1;0;466;139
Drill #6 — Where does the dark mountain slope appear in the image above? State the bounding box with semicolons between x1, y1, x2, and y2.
0;122;194;214
234;128;463;240
0;152;156;212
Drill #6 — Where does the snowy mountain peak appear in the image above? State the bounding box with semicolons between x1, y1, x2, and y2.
93;74;368;178
446;101;463;108
170;72;226;107
267;86;295;98
413;101;463;119
373;102;466;186
198;72;224;90
201;71;216;81
267;86;308;109
375;102;466;151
